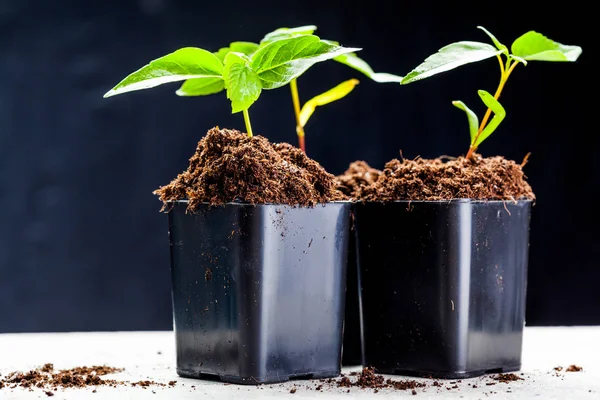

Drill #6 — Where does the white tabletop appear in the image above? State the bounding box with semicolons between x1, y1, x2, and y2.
1;327;598;399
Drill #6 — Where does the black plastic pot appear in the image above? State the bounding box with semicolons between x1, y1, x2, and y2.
355;200;532;379
341;224;364;366
168;200;351;384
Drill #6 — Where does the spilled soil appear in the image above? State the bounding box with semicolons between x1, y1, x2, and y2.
336;367;426;392
0;364;174;395
492;373;524;383
154;128;346;210
336;161;382;199
354;154;535;201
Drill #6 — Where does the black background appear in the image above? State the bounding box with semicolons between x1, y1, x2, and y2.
0;0;596;333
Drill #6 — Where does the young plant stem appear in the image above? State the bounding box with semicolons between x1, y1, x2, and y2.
243;108;253;138
289;79;306;152
466;57;520;160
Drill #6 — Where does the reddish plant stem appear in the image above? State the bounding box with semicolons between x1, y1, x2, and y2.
466;58;520;160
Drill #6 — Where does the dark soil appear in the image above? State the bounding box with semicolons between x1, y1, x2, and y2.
0;364;123;391
566;365;583;372
334;367;426;392
154;128;346;211
492;373;524;383
335;161;382;199
359;153;535;201
0;364;173;393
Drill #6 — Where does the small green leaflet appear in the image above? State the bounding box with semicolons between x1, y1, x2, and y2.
401;42;502;85
452;100;479;144
251;35;360;89
177;42;259;96
223;52;261;113
215;42;259;61
452;90;505;148
103;48;224;98
229;41;260;55
214;47;231;62
333;53;403;83
474;90;505;147
509;54;528;66
260;25;317;44
511;31;582;61
477;26;508;54
299;79;359;127
176;78;224;97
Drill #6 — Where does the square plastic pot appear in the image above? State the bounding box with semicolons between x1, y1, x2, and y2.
341;222;364;366
168;201;351;384
355;200;532;379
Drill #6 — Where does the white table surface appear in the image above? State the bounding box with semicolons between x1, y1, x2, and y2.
1;327;598;399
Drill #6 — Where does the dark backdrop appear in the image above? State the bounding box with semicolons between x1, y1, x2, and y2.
0;0;596;332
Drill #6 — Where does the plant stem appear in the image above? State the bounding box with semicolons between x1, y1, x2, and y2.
290;79;306;152
466;58;520;160
243;108;253;138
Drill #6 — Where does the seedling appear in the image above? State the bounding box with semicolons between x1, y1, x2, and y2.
259;26;403;152
177;25;403;152
103;36;360;137
401;27;582;160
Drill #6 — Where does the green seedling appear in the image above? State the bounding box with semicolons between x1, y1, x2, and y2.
259;25;403;152
178;25;402;152
401;27;582;160
103;36;360;137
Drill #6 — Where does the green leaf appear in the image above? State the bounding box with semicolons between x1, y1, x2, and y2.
176;78;224;96
214;42;259;63
223;52;261;113
333;53;403;83
251;35;360;89
299;79;359;127
104;48;223;98
474;89;506;147
511;31;582;61
214;47;231;62
509;54;528;66
452;100;480;144
477;26;508;54
260;25;317;44
229;41;260;56
400;41;503;85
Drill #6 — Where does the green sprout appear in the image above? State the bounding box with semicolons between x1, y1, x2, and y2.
181;25;403;152
401;27;582;160
258;25;403;152
103;36;360;137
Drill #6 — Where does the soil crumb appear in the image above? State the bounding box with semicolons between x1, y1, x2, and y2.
0;364;173;393
492;373;524;383
566;365;583;372
359;154;535;201
154;128;346;210
335;161;382;199
334;367;426;392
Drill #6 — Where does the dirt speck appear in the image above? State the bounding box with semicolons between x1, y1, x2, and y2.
566;365;583;372
205;267;213;282
492;373;523;383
